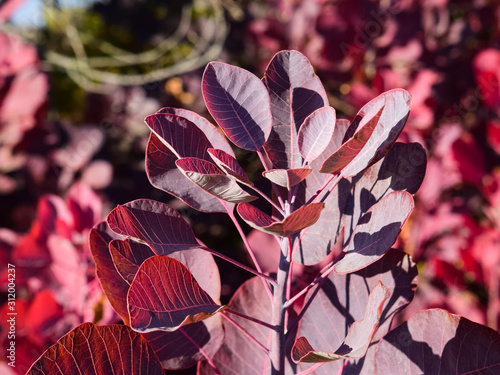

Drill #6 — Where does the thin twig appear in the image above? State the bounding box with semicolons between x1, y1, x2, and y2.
221;313;270;355
225;309;278;331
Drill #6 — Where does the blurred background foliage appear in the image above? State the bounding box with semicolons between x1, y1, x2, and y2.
1;0;500;373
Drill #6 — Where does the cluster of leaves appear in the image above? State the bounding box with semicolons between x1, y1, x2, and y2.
245;0;500;331
26;51;500;374
0;183;111;374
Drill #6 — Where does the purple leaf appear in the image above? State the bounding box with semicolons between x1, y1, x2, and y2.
320;105;384;175
298;106;337;163
145;111;229;212
342;142;427;237
208;148;253;186
335;191;414;274
237;202;325;237
198;277;296;375
175;157;257;203
262;168;312;189
202;62;272;151
128;256;226;333
292;282;390;363
26;323;164;375
89;221;130;324
107;199;200;255
263;50;328;169
339;89;412;178
372;309;500;375
155;107;234;155
295;249;417;374
109;239;155;284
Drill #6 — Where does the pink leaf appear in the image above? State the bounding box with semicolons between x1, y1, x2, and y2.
292;282;390;363
298;106;336;163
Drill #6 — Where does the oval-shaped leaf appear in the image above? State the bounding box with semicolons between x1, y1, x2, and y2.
176;157;257;203
128;256;226;333
237;202;325;237
89;221;130;323
340;89;412;178
298;106;336;163
155;107;234;156
334;191;414;274
320;105;384;175
262;168;312;189
107;199;199;255
372;309;500;375
26;323;164;375
145;110;229;212
109;239;155;284
295;249;418;374
263;50;328;169
292;282;390;363
208;148;253;186
202;62;272;151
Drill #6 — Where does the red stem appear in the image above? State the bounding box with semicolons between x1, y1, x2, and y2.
179;328;221;374
221;313;270;355
224;309;278;331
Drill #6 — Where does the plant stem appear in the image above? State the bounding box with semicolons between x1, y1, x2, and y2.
179;328;221;374
224;201;274;300
270;236;291;375
248;184;286;216
257;150;286;210
221;313;270;355
201;246;277;285
224;309;278;331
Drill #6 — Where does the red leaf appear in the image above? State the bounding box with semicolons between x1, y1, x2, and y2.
26;323;164;375
335;191;414;274
107;199;199;255
208;148;253;186
128;256;226;333
237;202;325;237
298;106;337;163
262;168;312;189
176;157;257;203
89;221;130;323
109;239;155;284
147;133;228;212
320;105;384;175
202;62;272;151
338;89;411;178
292;282;390;363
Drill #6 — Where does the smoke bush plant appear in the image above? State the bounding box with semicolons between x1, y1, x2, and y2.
27;51;500;374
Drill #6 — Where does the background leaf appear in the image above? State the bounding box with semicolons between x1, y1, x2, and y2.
202;62;272;151
26;323;164;375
